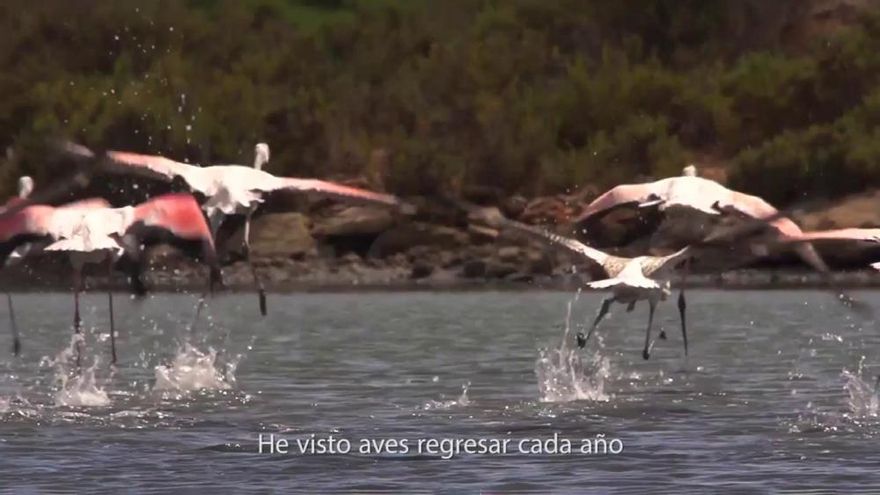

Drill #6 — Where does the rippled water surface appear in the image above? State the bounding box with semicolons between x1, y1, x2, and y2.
2;290;880;492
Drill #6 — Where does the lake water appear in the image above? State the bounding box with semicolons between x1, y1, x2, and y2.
1;290;879;492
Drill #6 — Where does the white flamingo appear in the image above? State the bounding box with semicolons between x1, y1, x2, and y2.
64;142;405;315
466;205;708;359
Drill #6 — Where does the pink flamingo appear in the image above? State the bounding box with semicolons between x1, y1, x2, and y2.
0;192;221;365
64;142;404;315
0;176;111;356
574;167;829;273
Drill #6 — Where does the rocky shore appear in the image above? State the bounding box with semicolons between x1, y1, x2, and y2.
3;192;880;293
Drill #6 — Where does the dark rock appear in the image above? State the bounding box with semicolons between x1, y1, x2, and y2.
461;259;487;278
312;206;395;237
369;222;468;257
501;195;528;219
410;262;434;279
485;261;518;279
237;212;315;258
527;251;555;276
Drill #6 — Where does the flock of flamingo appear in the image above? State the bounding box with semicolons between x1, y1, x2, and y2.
0;142;877;365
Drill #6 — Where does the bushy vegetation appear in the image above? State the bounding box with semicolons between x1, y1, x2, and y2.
2;0;880;204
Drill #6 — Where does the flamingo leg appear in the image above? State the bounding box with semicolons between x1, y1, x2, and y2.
7;293;19;356
188;292;207;335
578;297;613;348
108;292;116;366
107;262;117;366
244;212;267;316
642;299;657;360
677;261;690;357
678;296;688;359
73;268;83;368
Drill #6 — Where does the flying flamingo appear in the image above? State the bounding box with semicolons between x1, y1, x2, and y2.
573;166;830;274
2;176;35;355
63;142;405;316
0;192;221;365
0;175;108;356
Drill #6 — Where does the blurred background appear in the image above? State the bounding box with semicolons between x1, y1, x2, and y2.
4;0;880;206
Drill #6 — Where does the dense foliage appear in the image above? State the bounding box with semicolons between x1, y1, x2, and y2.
2;0;880;204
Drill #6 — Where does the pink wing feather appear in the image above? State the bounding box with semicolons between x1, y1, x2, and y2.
133;193;214;245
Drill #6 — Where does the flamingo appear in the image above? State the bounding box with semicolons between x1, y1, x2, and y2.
573;166;829;274
2;176;34;355
0;192;221;365
469;205;696;359
0;175;110;356
63;142;405;315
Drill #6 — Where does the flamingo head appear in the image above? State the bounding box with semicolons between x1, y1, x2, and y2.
253;143;270;170
682;164;697;177
17;176;34;199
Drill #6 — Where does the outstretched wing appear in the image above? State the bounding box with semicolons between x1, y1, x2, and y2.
103;150;199;183
458;201;610;269
255;174;401;207
574;182;666;225
781;228;880;244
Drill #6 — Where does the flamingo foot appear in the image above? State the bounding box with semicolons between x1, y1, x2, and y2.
12;338;20;357
642;349;651;360
659;330;667;340
576;332;587;349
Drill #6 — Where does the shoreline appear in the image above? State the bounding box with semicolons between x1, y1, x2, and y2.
4;268;880;294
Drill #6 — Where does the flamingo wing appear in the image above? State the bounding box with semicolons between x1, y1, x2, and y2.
495;216;610;268
782;228;880;243
575;182;665;224
253;173;401;207
104;150;207;191
130;193;222;290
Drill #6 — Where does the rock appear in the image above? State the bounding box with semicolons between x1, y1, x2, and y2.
241;212;315;258
410;262;434;279
505;272;534;283
405;245;436;262
497;246;521;262
501;195;528;219
485;261;517;279
467;224;498;244
312;205;395;237
519;196;574;224
461;259;487;278
369;222;468;257
340;252;362;264
438;250;460;268
527;251;555;276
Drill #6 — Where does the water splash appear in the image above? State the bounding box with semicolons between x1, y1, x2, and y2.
842;358;879;419
535;299;611;403
423;382;470;410
45;334;111;408
55;366;110;407
153;344;235;392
